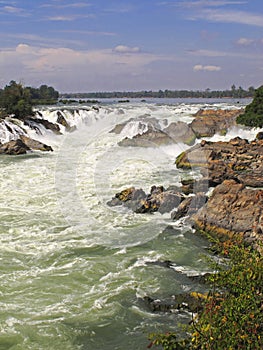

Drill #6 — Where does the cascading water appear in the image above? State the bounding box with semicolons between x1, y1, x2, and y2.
0;99;260;349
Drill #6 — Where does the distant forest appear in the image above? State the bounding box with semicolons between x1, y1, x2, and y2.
60;85;256;99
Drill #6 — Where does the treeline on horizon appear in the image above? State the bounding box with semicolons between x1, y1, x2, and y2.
61;85;256;99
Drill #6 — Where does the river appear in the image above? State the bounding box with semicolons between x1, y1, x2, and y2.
0;98;257;349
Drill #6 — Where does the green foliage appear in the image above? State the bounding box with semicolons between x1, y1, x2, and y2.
237;85;263;127
0;81;59;119
0;80;33;119
148;333;190;350
148;242;263;350
191;243;263;350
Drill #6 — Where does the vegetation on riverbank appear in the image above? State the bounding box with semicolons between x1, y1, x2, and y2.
60;85;255;100
237;85;263;128
0;81;59;120
148;238;263;349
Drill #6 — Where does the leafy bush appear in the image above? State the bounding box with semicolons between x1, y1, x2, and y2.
148;241;263;349
237;85;263;127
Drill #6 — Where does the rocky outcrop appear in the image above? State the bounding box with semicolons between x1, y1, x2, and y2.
190;109;243;138
108;185;183;214
191;179;263;247
176;137;263;187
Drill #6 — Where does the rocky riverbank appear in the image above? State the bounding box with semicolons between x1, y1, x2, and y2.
109;109;263;251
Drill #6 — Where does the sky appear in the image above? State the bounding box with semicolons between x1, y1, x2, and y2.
0;0;263;92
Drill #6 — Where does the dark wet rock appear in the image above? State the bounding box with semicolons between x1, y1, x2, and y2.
163;121;196;145
107;187;147;212
171;194;207;221
146;260;174;269
135;186;183;214
25;117;61;135
20;135;53;152
190;109;243;138
256;131;263;140
56;111;76;132
192;179;263;248
108;185;183;214
0;139;30;155
0;136;53;155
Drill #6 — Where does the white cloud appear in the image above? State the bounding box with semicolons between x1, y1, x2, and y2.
188;48;263;60
199;9;263;27
236;37;263;47
3;5;22;13
113;45;141;54
41;2;91;9
47;16;75;21
177;1;247;7
193;64;221;71
0;44;168;90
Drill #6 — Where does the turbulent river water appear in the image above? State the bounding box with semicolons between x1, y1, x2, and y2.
0;98;258;350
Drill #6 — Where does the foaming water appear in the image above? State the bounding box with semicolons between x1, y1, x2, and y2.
0;99;255;349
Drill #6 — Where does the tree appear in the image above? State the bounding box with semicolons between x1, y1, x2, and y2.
0;81;59;119
0;81;33;120
237;85;263;128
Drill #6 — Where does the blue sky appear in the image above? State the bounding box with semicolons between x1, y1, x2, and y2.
0;0;262;92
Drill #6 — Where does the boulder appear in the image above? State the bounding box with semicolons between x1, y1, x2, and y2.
191;179;263;247
20;135;53;152
107;185;183;214
163;121;196;145
190;109;243;138
135;185;182;214
0;139;30;155
110;115;165;134
118;126;174;147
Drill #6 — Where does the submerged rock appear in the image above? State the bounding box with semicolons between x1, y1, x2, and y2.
143;293;205;313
